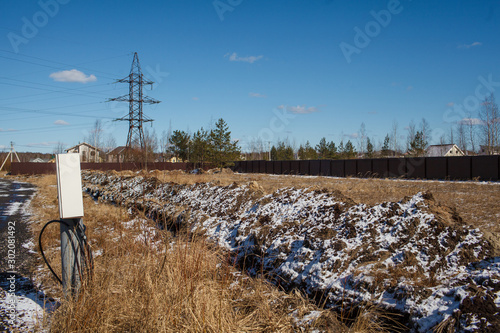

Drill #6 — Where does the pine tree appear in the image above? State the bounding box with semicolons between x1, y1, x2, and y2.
304;141;317;159
316;137;329;159
338;140;345;159
270;146;277;161
168;130;190;161
344;140;356;159
298;144;306;160
409;130;427;156
275;140;295;160
366;137;374;158
190;128;210;167
327;141;337;159
209;118;240;168
382;134;390;157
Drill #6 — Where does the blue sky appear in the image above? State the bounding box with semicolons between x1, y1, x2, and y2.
0;0;499;153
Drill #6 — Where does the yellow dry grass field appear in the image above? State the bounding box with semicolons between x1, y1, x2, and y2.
18;174;397;332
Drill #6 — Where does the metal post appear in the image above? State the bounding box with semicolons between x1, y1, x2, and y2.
60;218;84;297
56;153;86;298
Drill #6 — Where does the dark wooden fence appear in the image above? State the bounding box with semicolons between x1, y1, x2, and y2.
233;156;500;181
10;157;500;181
10;162;206;175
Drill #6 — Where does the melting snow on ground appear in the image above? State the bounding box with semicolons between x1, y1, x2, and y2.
82;171;500;332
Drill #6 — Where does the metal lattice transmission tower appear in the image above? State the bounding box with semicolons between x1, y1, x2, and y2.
109;52;160;149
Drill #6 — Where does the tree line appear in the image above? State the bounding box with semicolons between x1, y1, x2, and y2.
71;93;499;163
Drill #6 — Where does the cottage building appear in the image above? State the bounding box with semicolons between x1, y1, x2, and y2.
66;142;102;162
426;144;464;157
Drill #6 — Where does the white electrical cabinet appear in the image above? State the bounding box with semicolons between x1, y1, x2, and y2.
56;153;84;219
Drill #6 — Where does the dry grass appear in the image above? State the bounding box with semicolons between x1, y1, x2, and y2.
14;173;400;332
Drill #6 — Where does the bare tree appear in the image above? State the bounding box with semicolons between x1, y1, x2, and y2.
391;120;399;153
420;118;432;147
406;120;416;153
102;135;117;154
456;121;467;152
479;93;500;154
144;128;158;154
448;126;454;144
439;134;446;145
462;114;478;153
53;142;66;154
83;120;104;162
160;129;172;161
357;122;367;155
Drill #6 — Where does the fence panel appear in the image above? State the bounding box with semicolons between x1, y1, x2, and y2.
259;160;266;173
265;161;274;174
309;160;321;176
282;161;291;174
11;162;55;175
290;161;300;174
356;159;372;177
388;158;406;178
472;155;499;181
233;161;242;173
406;158;426;179
239;161;248;173
426;157;447;180
250;160;258;173
447;156;471;180
331;160;344;177
298;161;309;175
320;160;331;176
372;159;388;178
345;160;357;177
273;161;282;174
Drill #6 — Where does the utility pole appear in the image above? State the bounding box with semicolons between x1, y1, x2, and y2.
0;142;21;172
109;52;160;150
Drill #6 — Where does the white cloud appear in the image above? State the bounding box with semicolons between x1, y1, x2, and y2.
459;118;483;125
458;41;482;49
249;92;266;98
54;119;69;126
226;52;263;64
287;105;319;114
49;69;97;83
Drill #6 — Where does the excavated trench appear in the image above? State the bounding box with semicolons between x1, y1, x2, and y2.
82;170;500;333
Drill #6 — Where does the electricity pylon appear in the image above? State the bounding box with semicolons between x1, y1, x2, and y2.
109;52;160;149
0;142;21;172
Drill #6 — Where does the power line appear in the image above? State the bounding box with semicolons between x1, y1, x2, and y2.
0;78;113;102
0;81;109;101
0;53;119;81
0;122;103;136
0;49;129;78
0;104;116;120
